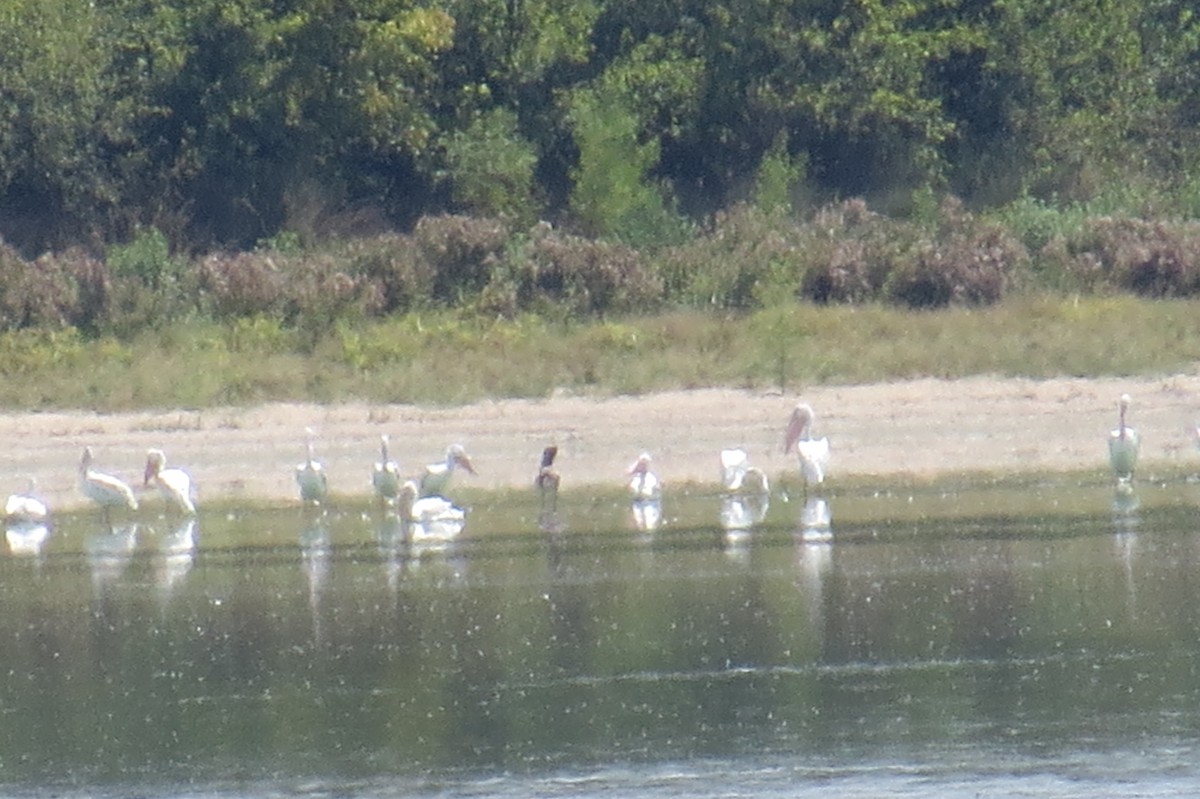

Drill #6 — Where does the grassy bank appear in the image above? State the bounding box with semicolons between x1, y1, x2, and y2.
1;294;1196;411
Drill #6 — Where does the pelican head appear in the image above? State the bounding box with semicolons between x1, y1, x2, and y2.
628;452;652;476
784;403;817;455
144;448;167;486
448;444;477;475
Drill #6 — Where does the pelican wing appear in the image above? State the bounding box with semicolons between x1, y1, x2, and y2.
720;448;749;490
296;462;328;503
796;437;830;484
1108;427;1139;478
373;462;402;499
82;470;139;510
157;468;196;514
5;493;47;523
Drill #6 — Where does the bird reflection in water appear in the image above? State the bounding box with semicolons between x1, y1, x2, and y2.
155;518;197;601
1111;486;1141;620
375;510;408;592
795;539;832;632
720;492;771;529
86;523;139;593
5;520;50;558
631;497;662;535
300;518;331;647
797;496;833;542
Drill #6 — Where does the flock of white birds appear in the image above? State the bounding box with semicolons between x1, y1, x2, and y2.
1;396;1147;541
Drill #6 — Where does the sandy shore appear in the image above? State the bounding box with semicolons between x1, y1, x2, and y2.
7;374;1200;512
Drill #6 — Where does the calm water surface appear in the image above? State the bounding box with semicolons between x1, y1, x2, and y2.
3;478;1200;797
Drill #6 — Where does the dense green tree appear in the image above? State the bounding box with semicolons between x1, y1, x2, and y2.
0;0;1199;255
0;0;147;252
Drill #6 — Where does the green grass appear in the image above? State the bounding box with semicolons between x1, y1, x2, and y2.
1;294;1197;411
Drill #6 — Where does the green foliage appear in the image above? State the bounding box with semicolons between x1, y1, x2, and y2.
753;132;807;216
107;227;182;289
3;0;1200;255
657;205;806;309
443;108;541;225
567;88;689;249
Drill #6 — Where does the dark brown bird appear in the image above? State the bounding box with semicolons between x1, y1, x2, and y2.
535;445;560;512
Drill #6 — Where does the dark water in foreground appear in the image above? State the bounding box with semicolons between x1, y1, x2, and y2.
2;478;1200;797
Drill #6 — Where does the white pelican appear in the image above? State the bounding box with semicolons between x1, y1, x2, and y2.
535;445;560;511
419;444;476;498
79;447;138;517
627;452;661;500
719;448;770;494
5;477;48;524
783;403;830;492
372;434;402;503
1108;393;1139;482
144;449;196;515
295;427;329;504
398;479;465;541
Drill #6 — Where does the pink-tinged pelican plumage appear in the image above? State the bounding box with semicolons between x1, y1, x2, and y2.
144;449;196;515
1108;393;1139;482
720;448;770;494
295;427;329;505
372;434;402;503
627;452;661;500
397;479;466;541
5;477;48;524
79;446;138;516
419;444;476;498
783;403;830;491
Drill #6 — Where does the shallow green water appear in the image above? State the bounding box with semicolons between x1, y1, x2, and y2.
2;477;1200;797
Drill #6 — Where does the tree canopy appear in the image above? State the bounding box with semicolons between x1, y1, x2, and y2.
0;0;1198;254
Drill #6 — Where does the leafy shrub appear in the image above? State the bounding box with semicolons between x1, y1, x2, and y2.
282;251;386;329
1062;217;1200;297
0;328;87;375
197;252;288;319
443;108;541;226
658;205;803;309
0;243;80;331
340;234;434;314
886;198;1027;308
106;227;182;290
412;215;510;304
490;224;664;317
799;199;910;304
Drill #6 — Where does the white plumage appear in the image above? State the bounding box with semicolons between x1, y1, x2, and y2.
372;434;402;502
719;448;770;494
79;447;138;515
1108;393;1139;482
783;403;830;489
144;448;196;515
627;452;661;500
419;444;476;498
295;427;329;504
398;480;465;541
5;478;47;524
